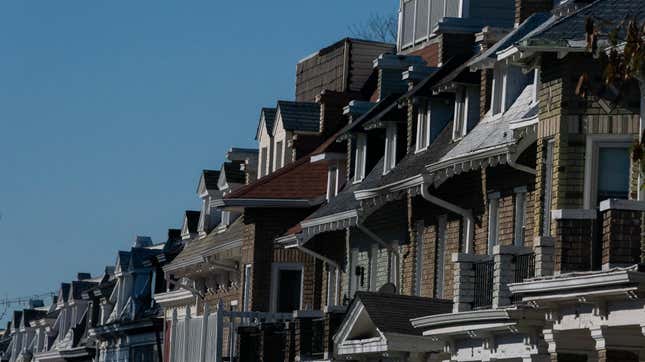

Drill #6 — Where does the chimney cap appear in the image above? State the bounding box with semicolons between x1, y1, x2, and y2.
133;236;153;248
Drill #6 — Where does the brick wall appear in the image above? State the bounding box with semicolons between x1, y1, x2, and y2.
242;208;320;312
553;218;594;273
602;209;642;267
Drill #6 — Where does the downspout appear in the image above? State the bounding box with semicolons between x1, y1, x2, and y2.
638;80;645;201
356;224;401;288
421;176;475;253
289;240;341;306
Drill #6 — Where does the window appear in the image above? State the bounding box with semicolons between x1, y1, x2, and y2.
275;141;284;170
383;124;397;174
491;63;505;115
399;0;463;50
416;101;430;151
242;265;251;312
259;147;268;177
369;245;378;291
327;267;338;307
327;165;339;200
514;187;527;246
492;64;531;116
354;134;367;183
414;221;424;296
584;136;632;208
453;88;467;140
388;248;399;286
542;139;554;236
435;215;447;298
271;264;303;313
130;345;156;362
487;193;500;255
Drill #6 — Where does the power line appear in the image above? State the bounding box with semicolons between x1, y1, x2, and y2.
0;292;56;322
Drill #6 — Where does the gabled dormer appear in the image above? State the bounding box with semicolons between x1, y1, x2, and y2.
226;147;259;184
180;210;200;241
256;108;277;178
272;101;321;172
196;170;222;238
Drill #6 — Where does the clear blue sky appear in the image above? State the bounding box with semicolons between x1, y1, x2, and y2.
0;1;397;322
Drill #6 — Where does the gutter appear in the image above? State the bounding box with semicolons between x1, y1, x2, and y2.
420;176;475;253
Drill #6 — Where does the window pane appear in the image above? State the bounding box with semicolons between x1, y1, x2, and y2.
597;147;630;202
415;0;429;42
275;141;283;169
402;0;415;46
277;270;301;313
430;0;445;34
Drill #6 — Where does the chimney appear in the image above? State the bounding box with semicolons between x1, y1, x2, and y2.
373;54;426;101
403;65;440;89
77;273;92;281
133;236;153;248
316;90;359;137
29;299;44;309
515;0;553;25
167;229;181;242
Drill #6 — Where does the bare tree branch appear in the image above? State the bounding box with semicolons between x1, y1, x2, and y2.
349;12;398;44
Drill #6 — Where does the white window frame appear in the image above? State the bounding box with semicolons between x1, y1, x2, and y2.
388;247;399;287
398;0;466;50
369;244;378;291
583;135;633;208
542;139;555;236
326;266;339;307
270;263;304;313
274;140;285;171
452;88;468;141
354;134;367;183
491;63;505;116
532;68;540;105
259;147;268;177
383;124;398;175
242;265;252;312
487;192;500;255
436;215;447;298
416;101;431;152
326;164;340;200
513;186;527;247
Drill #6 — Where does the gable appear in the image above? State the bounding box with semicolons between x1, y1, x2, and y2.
272;110;286;138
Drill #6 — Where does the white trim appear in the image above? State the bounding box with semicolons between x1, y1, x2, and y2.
513;187;527;247
415;100;431;152
242;264;252;312
311;152;346;163
583;135;633;208
300;210;359;229
270;263;304;313
354;133;367;183
600;198;645;212
487;193;500;255
551;209;597;220
217;198;323;209
383;124;398;175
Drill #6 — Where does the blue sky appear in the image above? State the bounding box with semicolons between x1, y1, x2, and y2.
0;1;397;323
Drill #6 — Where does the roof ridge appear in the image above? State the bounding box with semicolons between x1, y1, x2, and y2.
525;0;604;41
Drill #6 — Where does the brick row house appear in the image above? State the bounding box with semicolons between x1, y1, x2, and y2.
4;0;645;361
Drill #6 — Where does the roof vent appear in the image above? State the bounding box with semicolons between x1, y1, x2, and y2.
133;236;153;248
77;273;92;281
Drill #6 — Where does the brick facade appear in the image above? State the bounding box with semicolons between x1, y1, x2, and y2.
601;209;643;267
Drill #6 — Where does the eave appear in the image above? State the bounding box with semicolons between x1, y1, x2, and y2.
153;289;195;307
354;175;424;201
215;197;323;209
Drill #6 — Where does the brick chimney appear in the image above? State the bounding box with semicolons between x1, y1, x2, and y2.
373;54;426;101
515;0;553;25
316;90;359;137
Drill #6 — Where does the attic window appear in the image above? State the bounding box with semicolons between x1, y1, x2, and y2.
327;165;340;200
453;88;467;140
354;134;367;183
275;141;284;170
492;63;531;116
416;101;430;152
259;147;268;177
383;124;397;174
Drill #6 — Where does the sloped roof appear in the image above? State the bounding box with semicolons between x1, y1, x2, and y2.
276;101;321;133
356;123;456;196
184;210;200;234
165;217;245;271
262;107;277;134
433;84;536;166
350;292;452;336
520;0;645;48
222;161;246;185
468;12;553;68
224;156;328;201
201;170;221;191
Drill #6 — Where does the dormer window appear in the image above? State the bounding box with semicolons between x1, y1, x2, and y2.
275;140;284;170
383;124;397;174
259;147;268;177
327;165;340;200
492;63;531;116
354;134;367;183
452;86;479;141
416;101;430;152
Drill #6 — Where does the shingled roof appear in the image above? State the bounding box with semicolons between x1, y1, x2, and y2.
222;161;246;185
343;292;452;336
201;170;221;191
520;0;645;48
165;217;245;272
276;101;321;133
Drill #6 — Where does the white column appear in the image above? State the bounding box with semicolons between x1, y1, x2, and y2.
199;303;209;362
214;300;224;362
183;308;191;362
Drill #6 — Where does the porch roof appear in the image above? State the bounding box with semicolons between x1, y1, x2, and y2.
164;217;244;273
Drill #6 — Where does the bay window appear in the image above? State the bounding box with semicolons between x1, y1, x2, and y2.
584;136;632;208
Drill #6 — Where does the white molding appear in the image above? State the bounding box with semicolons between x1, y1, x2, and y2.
311;152;346;163
551;209;597;220
599;199;645;212
269;263;304;313
301;210;358;229
583;135;633;209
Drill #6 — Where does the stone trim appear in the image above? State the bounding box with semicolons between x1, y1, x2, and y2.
551;209;597;220
599;199;645;212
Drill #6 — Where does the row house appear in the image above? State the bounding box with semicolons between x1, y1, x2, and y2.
155;149;259;361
